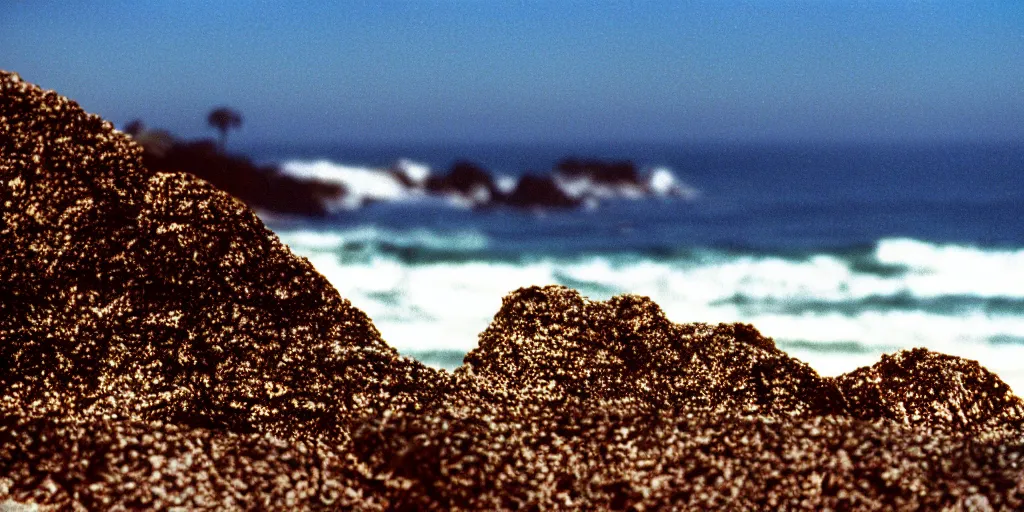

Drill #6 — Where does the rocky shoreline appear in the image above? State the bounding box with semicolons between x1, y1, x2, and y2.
2;70;1023;510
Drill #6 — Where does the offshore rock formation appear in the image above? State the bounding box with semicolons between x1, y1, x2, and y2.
127;128;695;215
275;157;691;212
2;70;1024;510
504;173;581;209
424;160;501;208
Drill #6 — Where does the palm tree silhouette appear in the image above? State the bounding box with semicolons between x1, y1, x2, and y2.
207;107;243;152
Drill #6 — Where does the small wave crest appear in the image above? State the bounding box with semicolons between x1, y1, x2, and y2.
874;237;1024;297
280;160;415;210
276;226;490;264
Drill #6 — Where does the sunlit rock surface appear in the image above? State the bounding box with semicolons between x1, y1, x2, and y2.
2;70;1023;510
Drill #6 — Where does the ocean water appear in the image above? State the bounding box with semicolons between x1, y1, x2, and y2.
250;142;1024;393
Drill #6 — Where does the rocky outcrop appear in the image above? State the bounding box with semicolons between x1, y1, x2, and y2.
0;71;444;443
460;288;847;416
344;286;1024;510
837;348;1024;433
3;70;1023;510
554;158;645;198
425;160;499;207
503;173;580;209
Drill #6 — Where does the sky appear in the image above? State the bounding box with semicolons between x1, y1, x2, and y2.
2;1;1023;146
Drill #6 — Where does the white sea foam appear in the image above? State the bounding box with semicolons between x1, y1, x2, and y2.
648;166;700;199
553;174;646;200
553;166;698;201
276;228;1024;393
276;225;489;253
391;158;430;187
875;238;1024;297
495;174;518;195
280;159;414;209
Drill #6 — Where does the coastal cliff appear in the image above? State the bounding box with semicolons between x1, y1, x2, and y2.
2;70;1022;510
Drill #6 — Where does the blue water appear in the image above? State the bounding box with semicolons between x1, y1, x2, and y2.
250;141;1024;392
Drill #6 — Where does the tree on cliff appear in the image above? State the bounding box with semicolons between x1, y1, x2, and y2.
207;107;243;152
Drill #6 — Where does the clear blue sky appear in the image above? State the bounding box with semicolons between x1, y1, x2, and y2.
2;1;1022;146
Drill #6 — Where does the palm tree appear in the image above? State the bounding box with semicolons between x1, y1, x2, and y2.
207;107;243;152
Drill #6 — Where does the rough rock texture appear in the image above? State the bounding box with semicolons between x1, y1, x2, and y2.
460;287;847;417
0;71;446;443
837;348;1024;433
2;70;1024;510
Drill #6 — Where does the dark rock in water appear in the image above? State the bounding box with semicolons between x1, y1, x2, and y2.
425;160;498;207
551;158;654;202
3;70;1024;510
503;173;581;209
555;158;641;186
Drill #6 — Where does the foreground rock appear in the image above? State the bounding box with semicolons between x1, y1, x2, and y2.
0;71;445;441
3;71;1024;510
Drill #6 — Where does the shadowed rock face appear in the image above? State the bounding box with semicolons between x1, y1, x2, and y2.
504;173;580;209
837;348;1024;432
2;70;1024;510
425;160;499;207
460;287;848;418
0;70;445;443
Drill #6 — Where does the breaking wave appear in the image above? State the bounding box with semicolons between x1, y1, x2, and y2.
270;225;1024;390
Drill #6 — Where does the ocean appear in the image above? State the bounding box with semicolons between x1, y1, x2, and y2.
246;141;1024;393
